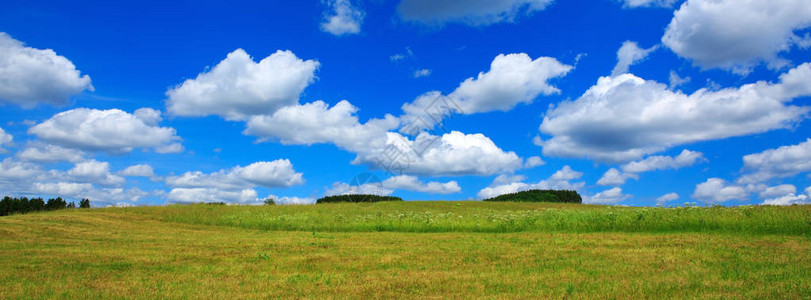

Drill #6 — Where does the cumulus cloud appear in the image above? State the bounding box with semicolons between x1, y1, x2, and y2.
0;158;42;181
244;100;399;154
762;193;810;205
402;53;571;123
758;184;797;199
67;160;125;187
166;159;304;190
16;143;84;163
662;0;811;73
166;49;319;121
272;196;316;205
0;126;12;152
237;160;305;187
738;138;811;184
491;174;526;185
656;192;679;205
612;41;657;76
621;150;706;173
397;0;553;27
692;178;747;203
477;165;585;198
34;182;148;205
381;175;461;194
538;63;811;162
524;156;545;168
0;32;93;108
597;168;638;186
167;188;259;204
119;164;159;181
28;108;182;154
358;131;523;176
584;187;632;205
669;70;691;89
325;181;394;196
321;0;364;36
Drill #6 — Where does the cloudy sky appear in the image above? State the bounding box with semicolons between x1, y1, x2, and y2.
1;0;810;206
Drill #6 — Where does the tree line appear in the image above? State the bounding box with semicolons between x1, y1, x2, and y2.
483;189;582;203
316;194;403;204
0;196;90;216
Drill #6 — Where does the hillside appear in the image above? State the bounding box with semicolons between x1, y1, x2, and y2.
1;202;809;298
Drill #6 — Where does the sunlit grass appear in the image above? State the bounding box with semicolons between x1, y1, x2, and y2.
0;202;809;298
133;201;811;235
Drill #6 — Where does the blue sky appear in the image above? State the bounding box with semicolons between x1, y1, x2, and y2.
0;0;809;206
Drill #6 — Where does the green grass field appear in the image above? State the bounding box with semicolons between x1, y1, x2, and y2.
1;202;810;298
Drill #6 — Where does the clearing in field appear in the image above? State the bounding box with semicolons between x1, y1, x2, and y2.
1;201;809;298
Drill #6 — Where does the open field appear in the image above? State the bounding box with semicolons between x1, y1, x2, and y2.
1;202;810;298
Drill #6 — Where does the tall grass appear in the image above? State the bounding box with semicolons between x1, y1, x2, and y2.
119;202;811;235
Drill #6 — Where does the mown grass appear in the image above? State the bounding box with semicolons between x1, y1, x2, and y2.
134;201;811;235
0;202;809;298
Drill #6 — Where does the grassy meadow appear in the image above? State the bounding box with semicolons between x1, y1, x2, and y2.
1;201;810;298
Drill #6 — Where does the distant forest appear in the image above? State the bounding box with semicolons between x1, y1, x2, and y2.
483;190;582;203
0;196;90;216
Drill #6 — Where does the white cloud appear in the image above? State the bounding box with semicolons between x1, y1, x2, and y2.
662;0;811;73
758;184;797;199
584;187;632;205
619;0;677;8
272;196;316;205
167;188;259;204
549;165;582;181
621;150;706;173
738;138;811;184
359;131;523;176
236;160;305;188
477;165;585;198
16;143;84;163
244;100;399;154
166;170;247;190
612;41;657;76
34;182;92;197
524;156;545;168
656;192;679;205
325;182;394;196
165;49;319;121
34;182;149;205
692;178;747;203
321;0;364;36
119;164;156;178
413;69;432;78
597;168;638;186
166;160;304;190
381;175;461;194
491;174;526;185
403;53;571;120
0;158;42;181
28;108;182;154
669;70;691;89
0;126;12;152
390;47;414;62
538;63;811;162
67;160;125;187
762;193;809;205
0;32;93;108
397;0;554;27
